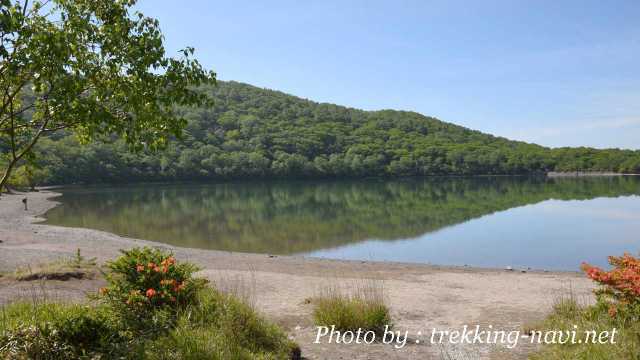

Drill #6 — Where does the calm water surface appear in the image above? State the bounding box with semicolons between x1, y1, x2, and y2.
44;177;640;271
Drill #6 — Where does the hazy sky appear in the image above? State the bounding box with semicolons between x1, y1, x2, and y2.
137;0;640;149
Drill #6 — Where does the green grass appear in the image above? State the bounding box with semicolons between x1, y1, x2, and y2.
0;288;299;359
528;295;640;360
0;302;125;358
312;282;391;335
149;289;299;359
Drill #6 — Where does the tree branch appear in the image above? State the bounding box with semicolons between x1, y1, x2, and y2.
9;95;16;160
14;105;49;163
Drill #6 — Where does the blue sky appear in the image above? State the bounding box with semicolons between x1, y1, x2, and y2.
137;0;640;149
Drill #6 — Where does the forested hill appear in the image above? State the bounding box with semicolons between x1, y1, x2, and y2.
29;81;640;184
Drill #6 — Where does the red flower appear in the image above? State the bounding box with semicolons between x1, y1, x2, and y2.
146;288;157;298
136;264;145;272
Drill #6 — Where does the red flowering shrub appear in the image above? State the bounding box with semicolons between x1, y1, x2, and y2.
100;247;206;311
581;253;640;320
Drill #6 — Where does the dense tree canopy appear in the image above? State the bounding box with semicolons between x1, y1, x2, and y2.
9;81;640;185
0;0;215;191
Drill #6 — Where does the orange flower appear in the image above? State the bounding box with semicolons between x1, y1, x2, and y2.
146;288;157;298
161;257;176;266
608;305;618;318
147;262;156;269
99;287;108;295
136;264;145;272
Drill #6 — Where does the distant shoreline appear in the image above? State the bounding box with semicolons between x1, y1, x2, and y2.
34;172;640;190
546;171;640;177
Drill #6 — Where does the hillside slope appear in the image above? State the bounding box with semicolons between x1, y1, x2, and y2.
26;81;640;184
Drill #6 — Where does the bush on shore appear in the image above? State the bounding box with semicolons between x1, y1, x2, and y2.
0;247;300;359
530;253;640;359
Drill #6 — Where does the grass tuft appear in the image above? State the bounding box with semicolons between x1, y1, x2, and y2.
312;280;391;335
144;288;300;359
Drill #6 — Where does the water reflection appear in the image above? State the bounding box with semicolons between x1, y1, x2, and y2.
44;176;640;269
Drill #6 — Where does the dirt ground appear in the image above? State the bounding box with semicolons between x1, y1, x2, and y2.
0;190;594;359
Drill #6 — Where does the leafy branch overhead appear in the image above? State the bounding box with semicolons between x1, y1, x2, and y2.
0;0;215;191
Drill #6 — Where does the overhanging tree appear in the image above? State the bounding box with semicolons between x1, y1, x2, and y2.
0;0;215;193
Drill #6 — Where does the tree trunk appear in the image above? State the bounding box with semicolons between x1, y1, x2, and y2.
0;160;17;197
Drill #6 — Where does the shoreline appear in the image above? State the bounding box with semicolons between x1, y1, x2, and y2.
546;171;640;177
35;172;640;191
0;190;594;359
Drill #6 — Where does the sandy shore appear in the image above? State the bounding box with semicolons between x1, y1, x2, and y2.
0;190;594;359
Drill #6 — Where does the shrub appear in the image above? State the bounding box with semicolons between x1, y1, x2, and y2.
581;252;640;321
529;254;640;359
102;247;207;311
312;283;391;335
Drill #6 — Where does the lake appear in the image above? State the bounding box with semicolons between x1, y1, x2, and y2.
44;176;640;271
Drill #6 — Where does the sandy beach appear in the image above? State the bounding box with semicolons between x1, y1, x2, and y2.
0;190;594;359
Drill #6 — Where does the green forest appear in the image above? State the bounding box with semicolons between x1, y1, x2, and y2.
8;81;640;185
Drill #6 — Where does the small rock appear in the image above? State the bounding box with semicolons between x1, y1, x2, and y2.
268;254;277;258
505;266;513;271
520;269;527;273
